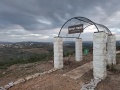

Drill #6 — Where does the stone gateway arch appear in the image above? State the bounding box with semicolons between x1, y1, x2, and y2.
54;17;116;80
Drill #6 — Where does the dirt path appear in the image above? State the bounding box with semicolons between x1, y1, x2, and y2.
1;53;120;90
9;62;93;90
0;61;53;86
7;54;93;90
10;74;81;90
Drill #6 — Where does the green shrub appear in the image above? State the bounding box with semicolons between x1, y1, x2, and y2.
0;52;53;67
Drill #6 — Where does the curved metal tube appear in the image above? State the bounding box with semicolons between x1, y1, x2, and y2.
75;17;100;32
58;17;75;37
78;24;92;38
58;16;111;37
95;23;112;34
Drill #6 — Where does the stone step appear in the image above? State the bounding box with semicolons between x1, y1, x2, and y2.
63;61;93;80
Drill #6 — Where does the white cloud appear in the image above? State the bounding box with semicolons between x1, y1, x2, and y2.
37;18;51;25
39;36;49;39
54;13;66;22
52;34;58;36
106;11;120;28
0;0;120;42
83;25;97;33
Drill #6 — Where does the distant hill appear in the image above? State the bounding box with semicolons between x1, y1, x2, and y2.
0;40;119;46
0;41;52;45
0;41;13;44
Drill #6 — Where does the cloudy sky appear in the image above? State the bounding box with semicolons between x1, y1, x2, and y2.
0;0;120;42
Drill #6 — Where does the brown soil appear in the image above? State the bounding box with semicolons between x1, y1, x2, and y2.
9;54;93;90
9;70;93;90
95;55;120;90
0;54;93;90
96;72;120;90
10;74;80;90
1;53;120;90
0;61;53;86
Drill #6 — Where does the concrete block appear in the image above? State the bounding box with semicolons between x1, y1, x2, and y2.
54;49;63;53
93;49;106;55
93;60;106;68
54;37;62;42
54;56;63;61
113;54;116;65
107;34;116;65
54;53;63;58
93;43;106;49
94;71;107;79
54;64;63;69
93;56;106;61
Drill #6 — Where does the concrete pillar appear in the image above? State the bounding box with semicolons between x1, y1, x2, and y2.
107;34;116;65
75;38;82;62
93;31;107;79
54;37;63;69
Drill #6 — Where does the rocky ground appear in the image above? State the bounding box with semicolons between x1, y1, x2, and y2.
95;53;120;90
0;60;53;86
0;53;120;90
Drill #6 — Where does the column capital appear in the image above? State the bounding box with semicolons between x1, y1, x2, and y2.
76;38;82;39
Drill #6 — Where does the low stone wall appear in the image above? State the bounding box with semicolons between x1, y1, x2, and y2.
0;68;58;90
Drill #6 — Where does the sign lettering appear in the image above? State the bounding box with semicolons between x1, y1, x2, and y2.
68;24;83;34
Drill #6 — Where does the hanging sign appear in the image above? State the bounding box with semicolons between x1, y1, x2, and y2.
68;24;83;34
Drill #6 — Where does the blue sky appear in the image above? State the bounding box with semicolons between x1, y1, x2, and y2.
0;0;120;42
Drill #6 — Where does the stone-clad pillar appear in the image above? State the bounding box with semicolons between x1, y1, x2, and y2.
93;31;107;79
75;38;82;62
107;34;116;65
54;37;63;69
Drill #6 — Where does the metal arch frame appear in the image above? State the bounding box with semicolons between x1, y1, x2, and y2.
58;16;100;37
75;17;99;31
58;16;112;38
95;23;112;34
78;24;92;38
78;24;112;38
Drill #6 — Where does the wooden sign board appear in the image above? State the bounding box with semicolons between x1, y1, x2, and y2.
68;24;83;34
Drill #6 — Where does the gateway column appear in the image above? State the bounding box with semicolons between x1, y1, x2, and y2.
75;38;82;62
54;37;63;69
93;31;107;79
107;34;116;65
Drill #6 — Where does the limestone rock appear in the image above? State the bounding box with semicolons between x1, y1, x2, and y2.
32;73;40;78
0;87;6;90
81;78;101;90
25;76;33;81
8;82;14;87
14;78;25;85
4;85;10;89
